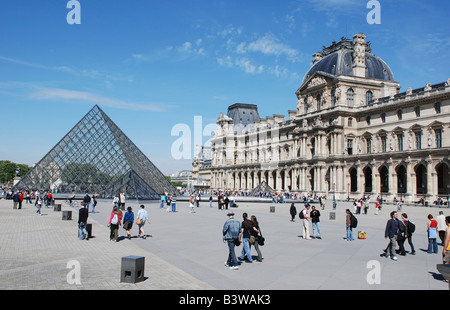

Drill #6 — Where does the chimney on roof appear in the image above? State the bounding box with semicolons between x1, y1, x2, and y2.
352;33;367;77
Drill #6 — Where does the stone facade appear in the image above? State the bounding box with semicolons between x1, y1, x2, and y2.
193;33;450;203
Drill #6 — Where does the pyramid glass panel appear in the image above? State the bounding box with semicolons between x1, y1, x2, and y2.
14;105;175;199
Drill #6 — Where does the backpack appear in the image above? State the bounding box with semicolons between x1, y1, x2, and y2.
407;221;416;233
350;214;358;228
299;209;305;219
111;214;118;225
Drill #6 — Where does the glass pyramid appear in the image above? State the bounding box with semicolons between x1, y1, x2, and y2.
14;105;176;200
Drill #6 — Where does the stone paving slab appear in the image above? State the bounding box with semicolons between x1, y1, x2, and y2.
0;199;213;290
0;197;448;291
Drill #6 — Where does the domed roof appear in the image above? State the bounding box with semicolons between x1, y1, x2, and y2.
301;36;395;85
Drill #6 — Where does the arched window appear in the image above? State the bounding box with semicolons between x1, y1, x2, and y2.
347;88;354;107
366;91;373;105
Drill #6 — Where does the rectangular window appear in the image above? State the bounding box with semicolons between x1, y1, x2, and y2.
381;136;387;153
415;106;421;117
366;138;371;153
397;133;403;151
415;131;422;149
435;102;441;114
347;139;353;155
435;129;442;148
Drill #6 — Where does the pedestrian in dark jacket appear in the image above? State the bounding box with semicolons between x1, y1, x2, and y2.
383;211;399;261
290;203;297;221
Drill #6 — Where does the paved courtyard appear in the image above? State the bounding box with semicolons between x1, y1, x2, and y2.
0;197;448;290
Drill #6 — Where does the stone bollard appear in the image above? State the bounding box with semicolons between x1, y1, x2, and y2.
121;256;145;283
62;210;72;220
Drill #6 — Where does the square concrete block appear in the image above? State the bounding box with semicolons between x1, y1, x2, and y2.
270;206;275;213
54;204;61;211
329;212;336;220
62;210;72;220
121;256;145;283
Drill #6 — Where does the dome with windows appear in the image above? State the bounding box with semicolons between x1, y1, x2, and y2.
301;34;395;86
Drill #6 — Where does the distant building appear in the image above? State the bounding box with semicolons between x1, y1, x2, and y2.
195;33;450;203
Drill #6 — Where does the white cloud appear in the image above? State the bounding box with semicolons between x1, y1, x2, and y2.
31;87;171;112
237;33;300;63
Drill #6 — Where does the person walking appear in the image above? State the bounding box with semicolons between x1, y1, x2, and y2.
290;203;297;222
442;216;450;266
427;214;438;254
119;192;126;211
301;204;312;240
310;205;321;239
437;211;447;245
36;196;42;215
107;206;121;242
250;215;263;262
401;213;416;255
238;213;254;263
209;194;213;208
223;211;241;270
396;215;407;256
383;211;399;260
123;206;134;239
345;209;354;241
136;204;151;239
78;202;89;240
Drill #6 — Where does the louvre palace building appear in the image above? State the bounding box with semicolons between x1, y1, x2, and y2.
192;33;450;203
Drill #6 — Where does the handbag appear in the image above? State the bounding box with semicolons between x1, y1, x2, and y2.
135;218;143;225
258;227;265;246
249;235;256;244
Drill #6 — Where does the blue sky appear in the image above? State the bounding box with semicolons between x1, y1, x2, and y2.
0;0;449;175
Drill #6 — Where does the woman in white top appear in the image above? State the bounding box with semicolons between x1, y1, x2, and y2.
136;204;150;239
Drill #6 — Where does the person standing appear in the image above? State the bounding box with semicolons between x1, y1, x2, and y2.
345;209;354;241
119;192;126;211
437;211;447;245
302;204;312;240
83;193;91;212
170;193;177;212
160;193;166;209
92;192;98;213
136;205;150;239
427;214;438;254
123;206;134;239
223;211;241;270
12;191;20;209
209;194;213;208
401;213;416;255
238;213;254;263
383;211;399;261
107;206;121;242
250;215;263;262
78;202;89;240
290;203;297;222
310;205;321;239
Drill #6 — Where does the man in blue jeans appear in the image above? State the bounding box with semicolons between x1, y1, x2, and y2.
223;211;241;270
78;202;89;240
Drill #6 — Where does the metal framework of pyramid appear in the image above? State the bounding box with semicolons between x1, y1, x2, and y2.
249;181;275;196
14;105;176;200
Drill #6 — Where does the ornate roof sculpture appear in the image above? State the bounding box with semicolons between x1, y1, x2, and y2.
14;105;175;199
